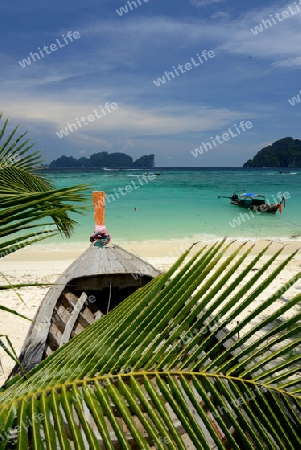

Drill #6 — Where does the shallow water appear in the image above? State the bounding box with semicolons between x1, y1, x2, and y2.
46;168;301;244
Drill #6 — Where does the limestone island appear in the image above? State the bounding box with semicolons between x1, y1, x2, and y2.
48;152;155;170
243;137;301;168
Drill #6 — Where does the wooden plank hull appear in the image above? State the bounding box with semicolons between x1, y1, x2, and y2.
11;243;161;375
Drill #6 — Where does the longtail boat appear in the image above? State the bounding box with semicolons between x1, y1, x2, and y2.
218;191;286;214
10;192;160;376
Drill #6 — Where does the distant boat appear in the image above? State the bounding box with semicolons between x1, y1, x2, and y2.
279;171;297;175
103;167;120;171
218;191;286;214
127;173;145;177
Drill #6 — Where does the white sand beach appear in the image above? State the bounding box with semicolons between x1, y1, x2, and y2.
0;238;300;386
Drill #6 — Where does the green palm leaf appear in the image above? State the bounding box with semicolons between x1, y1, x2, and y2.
0;113;89;257
0;241;300;448
0;336;26;381
0;307;30;321
0;112;44;174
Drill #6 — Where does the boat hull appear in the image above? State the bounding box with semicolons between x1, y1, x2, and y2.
230;199;280;214
10;243;161;376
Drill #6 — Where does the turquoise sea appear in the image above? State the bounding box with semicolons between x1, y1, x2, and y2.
47;168;301;244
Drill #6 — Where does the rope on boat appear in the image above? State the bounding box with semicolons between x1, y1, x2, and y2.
107;281;112;314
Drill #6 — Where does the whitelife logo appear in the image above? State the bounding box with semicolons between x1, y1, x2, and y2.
116;0;149;16
153;50;215;87
228;192;290;228
250;1;301;35
18;31;81;68
288;89;301;106
191;121;253;158
56;102;118;139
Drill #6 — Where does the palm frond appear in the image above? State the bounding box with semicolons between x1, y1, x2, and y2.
0;272;32;308
0;166;87;228
0;113;89;256
0;307;30;320
0;112;44;173
0;172;88;255
0;284;53;291
0;336;25;376
0;241;300;448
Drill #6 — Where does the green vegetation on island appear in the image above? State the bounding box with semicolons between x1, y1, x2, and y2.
243;137;301;167
49;152;155;169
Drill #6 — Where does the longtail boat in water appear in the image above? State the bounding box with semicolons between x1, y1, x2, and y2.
218;191;286;214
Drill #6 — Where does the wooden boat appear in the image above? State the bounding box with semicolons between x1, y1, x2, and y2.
218;191;285;214
10;192;161;375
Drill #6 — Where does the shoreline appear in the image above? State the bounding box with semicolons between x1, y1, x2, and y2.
2;234;301;261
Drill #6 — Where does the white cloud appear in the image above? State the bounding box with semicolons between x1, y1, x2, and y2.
3;4;301;92
271;56;301;67
210;11;229;20
0;93;261;138
218;3;301;63
81;8;301;67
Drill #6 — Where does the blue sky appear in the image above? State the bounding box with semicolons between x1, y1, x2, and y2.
1;0;301;166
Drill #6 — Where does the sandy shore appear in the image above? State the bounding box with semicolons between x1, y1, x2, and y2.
0;238;300;386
